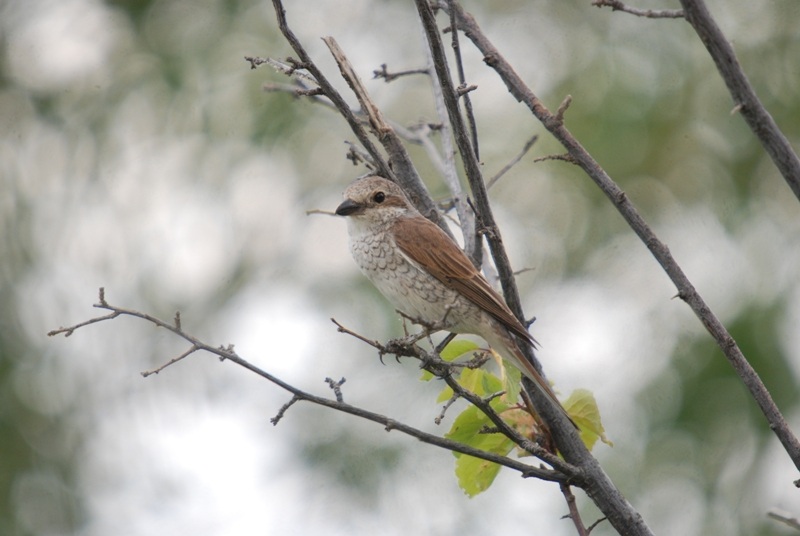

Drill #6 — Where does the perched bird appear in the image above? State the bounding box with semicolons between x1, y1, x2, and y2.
335;175;568;421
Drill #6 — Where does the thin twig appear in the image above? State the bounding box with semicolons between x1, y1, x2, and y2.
141;345;200;377
554;95;573;125
767;509;800;531
486;135;538;189
245;56;321;85
560;482;589;536
534;153;578;165
587;516;609;533
416;29;483;266
447;0;480;161
591;0;684;19
345;141;377;169
271;395;299;425
373;63;430;82
48;311;120;337
435;392;460;425
325;377;346;402
262;81;325;98
418;21;480;265
444;0;482;266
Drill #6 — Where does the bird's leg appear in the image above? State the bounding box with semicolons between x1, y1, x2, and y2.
394;310;443;343
390;306;461;365
463;349;491;370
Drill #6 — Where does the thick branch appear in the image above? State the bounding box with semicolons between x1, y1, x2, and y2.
447;1;800;476
414;4;650;533
416;0;586;453
413;0;535;364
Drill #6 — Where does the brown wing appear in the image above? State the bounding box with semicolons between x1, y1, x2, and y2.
392;215;534;345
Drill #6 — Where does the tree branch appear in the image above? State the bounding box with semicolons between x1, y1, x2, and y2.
678;0;800;201
594;0;800;199
413;0;537;367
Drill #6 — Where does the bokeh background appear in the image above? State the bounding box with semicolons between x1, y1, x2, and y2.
2;0;800;534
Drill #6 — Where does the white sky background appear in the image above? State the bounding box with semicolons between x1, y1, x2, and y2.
3;0;800;535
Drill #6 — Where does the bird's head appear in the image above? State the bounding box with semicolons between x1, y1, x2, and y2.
335;176;414;225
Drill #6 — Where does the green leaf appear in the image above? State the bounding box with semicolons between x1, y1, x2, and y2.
454;438;511;497
460;367;503;396
446;401;507;444
441;339;480;362
563;388;613;450
446;398;515;496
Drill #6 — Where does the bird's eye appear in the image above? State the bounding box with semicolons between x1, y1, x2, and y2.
373;191;386;203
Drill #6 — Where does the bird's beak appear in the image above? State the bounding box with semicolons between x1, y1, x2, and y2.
335;198;363;216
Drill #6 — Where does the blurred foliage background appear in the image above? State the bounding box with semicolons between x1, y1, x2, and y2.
1;0;799;535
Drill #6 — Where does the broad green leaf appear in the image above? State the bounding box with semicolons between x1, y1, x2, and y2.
454;435;513;497
441;339;480;362
446;400;508;444
459;367;503;397
563;388;613;450
446;403;515;496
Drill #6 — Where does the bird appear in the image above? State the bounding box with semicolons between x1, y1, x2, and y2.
335;175;570;423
